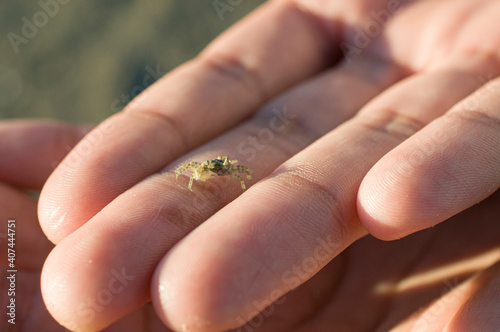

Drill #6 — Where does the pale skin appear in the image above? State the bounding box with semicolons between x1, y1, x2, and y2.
5;0;499;331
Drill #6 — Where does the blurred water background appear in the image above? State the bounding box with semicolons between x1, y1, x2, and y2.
0;0;266;123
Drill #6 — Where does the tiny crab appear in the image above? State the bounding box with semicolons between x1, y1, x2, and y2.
175;156;253;191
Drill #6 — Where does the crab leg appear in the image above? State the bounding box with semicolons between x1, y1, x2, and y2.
188;174;196;191
230;173;246;190
231;165;253;180
175;162;201;178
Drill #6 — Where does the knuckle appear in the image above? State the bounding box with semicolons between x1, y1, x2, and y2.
198;53;268;102
357;108;426;142
445;109;500;131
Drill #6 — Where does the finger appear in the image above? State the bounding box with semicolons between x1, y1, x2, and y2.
227;255;346;332
358;76;500;240
442;261;500;332
230;189;500;332
39;62;490;330
0;183;54;270
295;191;500;332
391;258;500;332
0;120;86;270
39;51;402;332
0;120;89;189
0;270;67;331
374;190;500;331
151;67;493;331
38;0;345;243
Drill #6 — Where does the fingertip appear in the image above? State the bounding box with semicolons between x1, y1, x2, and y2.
41;243;90;331
357;179;403;241
356;188;406;241
357;155;424;241
152;280;210;332
359;111;500;242
151;243;240;332
38;172;74;244
151;216;273;332
41;228;145;332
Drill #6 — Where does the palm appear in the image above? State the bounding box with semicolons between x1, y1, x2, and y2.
33;0;500;331
236;192;500;331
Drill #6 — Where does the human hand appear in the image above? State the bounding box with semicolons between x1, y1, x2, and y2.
0;120;87;331
38;0;500;331
1;123;498;332
3;122;496;332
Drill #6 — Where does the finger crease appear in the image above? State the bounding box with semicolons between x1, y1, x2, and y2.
447;109;500;131
356;109;427;142
127;110;190;153
269;169;349;240
199;54;269;106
